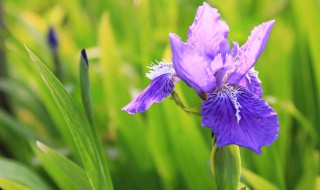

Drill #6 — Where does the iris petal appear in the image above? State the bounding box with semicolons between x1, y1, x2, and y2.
170;33;216;93
211;53;235;88
187;2;230;58
228;20;275;83
238;68;263;97
230;42;240;59
122;73;175;114
201;84;279;154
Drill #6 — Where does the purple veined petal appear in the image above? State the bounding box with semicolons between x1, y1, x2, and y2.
228;20;275;84
170;33;216;93
122;73;176;114
187;2;230;58
238;68;263;98
201;84;279;154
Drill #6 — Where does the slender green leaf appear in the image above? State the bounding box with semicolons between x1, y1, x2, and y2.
32;141;91;190
0;128;33;163
241;168;279;190
25;46;113;190
316;176;320;189
0;79;58;137
0;158;51;190
0;178;30;190
0;109;47;143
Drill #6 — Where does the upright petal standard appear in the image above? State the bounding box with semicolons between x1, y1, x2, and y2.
122;2;279;154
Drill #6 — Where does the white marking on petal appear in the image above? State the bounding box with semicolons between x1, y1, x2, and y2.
218;85;242;123
245;67;261;85
146;61;175;80
245;72;251;84
250;68;261;83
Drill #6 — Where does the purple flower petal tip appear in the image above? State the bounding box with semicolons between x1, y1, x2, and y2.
81;49;89;66
249;20;275;57
122;73;175;114
187;2;230;58
244;19;275;62
228;20;275;83
201;85;279;154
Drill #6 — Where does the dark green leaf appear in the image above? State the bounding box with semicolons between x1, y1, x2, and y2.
32;141;91;190
0;158;51;190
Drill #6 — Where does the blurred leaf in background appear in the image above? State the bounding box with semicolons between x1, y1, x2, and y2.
0;0;319;189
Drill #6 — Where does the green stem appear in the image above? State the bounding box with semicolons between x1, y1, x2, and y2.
52;49;62;80
210;144;218;176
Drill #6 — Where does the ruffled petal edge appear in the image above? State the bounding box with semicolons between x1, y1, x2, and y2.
122;73;176;114
201;84;279;154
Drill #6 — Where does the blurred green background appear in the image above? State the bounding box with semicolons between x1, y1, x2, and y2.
0;0;319;189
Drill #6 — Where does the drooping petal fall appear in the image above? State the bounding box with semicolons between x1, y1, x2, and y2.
122;73;175;114
187;2;230;58
201;84;279;154
170;33;216;93
228;20;275;84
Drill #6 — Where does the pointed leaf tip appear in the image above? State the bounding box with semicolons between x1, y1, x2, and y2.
36;141;45;151
25;45;31;53
81;49;89;67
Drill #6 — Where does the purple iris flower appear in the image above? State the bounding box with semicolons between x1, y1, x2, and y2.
122;2;279;154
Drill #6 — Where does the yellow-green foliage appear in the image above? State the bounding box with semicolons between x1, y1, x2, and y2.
0;0;319;189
